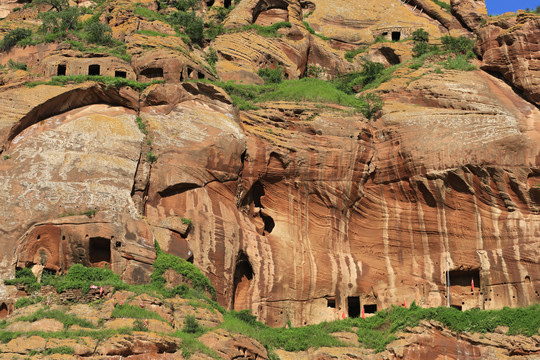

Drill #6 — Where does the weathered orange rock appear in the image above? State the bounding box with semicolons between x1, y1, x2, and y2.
96;332;179;356
476;13;540;105
199;329;269;360
450;0;488;32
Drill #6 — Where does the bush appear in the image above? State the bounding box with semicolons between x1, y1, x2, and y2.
15;296;43;309
174;0;198;11
85;19;113;45
440;35;474;55
344;46;367;62
8;59;27;70
4;267;40;293
358;93;384;120
204;47;218;69
151;251;217;300
412;28;429;43
244;22;292;37
183;314;202;333
39;7;80;34
258;67;284;84
442;55;476;71
168;11;204;43
112;304;166;321
204;21;225;41
0;28;32;52
135;116;148;135
146;151;157;163
334;60;385;94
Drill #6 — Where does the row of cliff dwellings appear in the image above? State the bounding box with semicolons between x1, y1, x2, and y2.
49;59;207;83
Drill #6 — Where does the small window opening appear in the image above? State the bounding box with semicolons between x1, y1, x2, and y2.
115;241;122;248
382;32;388;36
0;303;8;319
363;304;377;314
89;237;111;264
224;0;231;8
451;304;463;311
88;64;100;76
141;67;163;79
115;70;127;78
57;64;66;76
347;296;360;318
448;268;481;288
525;275;531;283
198;72;205;79
391;31;401;41
327;298;336;308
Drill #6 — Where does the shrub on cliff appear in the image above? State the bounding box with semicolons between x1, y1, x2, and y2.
0;28;32;52
258;67;284;84
84;16;113;45
440;35;475;55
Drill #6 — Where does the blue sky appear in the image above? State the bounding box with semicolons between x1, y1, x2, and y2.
485;0;539;14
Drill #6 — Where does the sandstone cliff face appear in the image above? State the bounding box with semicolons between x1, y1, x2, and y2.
476;12;540;106
0;0;538;331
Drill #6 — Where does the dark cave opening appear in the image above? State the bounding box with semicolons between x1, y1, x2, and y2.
141;67;164;79
88;64;100;76
89;237;111;265
391;31;401;41
233;252;254;311
449;269;480;288
363;304;377;314
57;64;66;76
347;296;360;318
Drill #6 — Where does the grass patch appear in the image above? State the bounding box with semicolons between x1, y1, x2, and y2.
303;21;330;40
441;55;476;71
240;22;291;37
432;0;451;12
136;29;170;37
15;296;42;309
172;331;221;359
111;304;166;322
0;328;133;344
25;75;163;91
13;308;96;329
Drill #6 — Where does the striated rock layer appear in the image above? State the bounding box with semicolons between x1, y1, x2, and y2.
0;0;538;330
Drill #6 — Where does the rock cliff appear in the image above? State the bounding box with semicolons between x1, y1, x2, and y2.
0;0;538;340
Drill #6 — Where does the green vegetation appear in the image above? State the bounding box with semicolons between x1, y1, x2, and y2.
204;47;218;71
432;0;451;12
181;217;192;225
257;66;284;84
0;28;32;52
440;35;475;55
334;60;385;94
524;6;540;14
14;308;96;329
8;59;27;71
111;304;166;321
135;116;148;135
4;268;41;293
15;296;43;309
303;21;330;40
146;151;158;163
182;314;203;334
174;331;221;359
441;54;476;70
3;155;10;160
242;22;292;37
344;46;367;62
60;209;97;217
25;75;164;91
151;249;217;300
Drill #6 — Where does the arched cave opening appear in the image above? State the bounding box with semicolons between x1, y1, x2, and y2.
378;47;401;65
391;31;401;41
141;67;164;79
233;252;254;311
89;237;111;265
57;64;66;76
347;296;360;318
261;212;275;234
88;64;100;76
252;0;289;24
198;72;205;79
0;303;8;318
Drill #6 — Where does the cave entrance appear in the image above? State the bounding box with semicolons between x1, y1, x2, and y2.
88;64;100;76
327;297;336;308
57;64;66;76
241;181;275;235
89;237;111;265
224;0;231;8
347;296;360;318
141;67;164;79
198;72;205;79
115;70;127;78
391;31;401;41
451;304;463;311
363;304;377;314
206;0;215;6
448;269;480;288
233;252;253;311
0;303;8;318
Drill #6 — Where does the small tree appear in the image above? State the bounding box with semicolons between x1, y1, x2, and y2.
0;28;32;52
258;66;284;84
182;314;202;333
412;28;429;43
85;19;112;45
